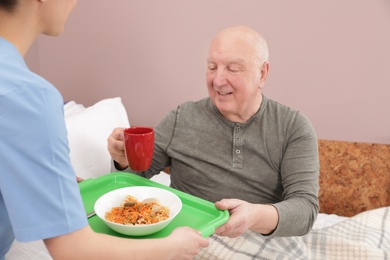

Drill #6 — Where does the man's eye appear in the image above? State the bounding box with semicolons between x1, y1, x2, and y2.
228;67;240;72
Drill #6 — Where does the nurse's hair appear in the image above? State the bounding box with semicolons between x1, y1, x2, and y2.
0;0;17;11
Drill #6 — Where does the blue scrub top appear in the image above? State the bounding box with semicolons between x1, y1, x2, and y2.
0;37;88;258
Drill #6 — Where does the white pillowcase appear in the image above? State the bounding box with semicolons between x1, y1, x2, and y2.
64;97;130;179
64;100;86;118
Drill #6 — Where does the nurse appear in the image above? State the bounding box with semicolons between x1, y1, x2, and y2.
0;0;208;259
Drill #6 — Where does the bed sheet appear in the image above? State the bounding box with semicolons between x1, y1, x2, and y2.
195;206;389;260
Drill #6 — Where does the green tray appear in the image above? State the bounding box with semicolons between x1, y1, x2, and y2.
79;172;229;238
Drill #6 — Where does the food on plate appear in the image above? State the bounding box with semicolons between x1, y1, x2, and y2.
105;195;170;225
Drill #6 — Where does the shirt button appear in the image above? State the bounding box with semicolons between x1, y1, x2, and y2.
236;150;241;154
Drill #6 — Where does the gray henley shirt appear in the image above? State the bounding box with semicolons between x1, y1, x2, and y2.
118;95;319;237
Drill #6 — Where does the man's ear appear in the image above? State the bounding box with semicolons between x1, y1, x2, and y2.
259;61;270;89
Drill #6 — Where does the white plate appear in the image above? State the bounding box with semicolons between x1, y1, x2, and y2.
94;186;182;236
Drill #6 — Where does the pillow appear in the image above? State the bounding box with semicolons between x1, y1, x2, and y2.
64;100;86;118
64;97;130;179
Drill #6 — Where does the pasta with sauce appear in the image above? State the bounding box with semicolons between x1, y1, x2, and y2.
105;195;170;225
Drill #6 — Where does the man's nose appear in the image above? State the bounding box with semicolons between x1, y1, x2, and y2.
213;68;228;87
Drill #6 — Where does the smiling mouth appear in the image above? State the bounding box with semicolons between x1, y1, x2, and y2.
218;91;233;95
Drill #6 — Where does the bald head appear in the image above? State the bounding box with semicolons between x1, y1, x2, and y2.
209;26;269;67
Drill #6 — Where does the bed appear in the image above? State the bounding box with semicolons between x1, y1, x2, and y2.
6;98;390;260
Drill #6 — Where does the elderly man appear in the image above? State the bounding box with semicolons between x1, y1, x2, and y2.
108;25;319;238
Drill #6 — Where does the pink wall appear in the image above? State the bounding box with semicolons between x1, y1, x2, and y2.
25;0;390;144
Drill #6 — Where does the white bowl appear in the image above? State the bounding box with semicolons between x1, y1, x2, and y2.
94;186;182;236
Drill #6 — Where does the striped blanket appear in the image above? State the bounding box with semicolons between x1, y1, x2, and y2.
196;206;390;260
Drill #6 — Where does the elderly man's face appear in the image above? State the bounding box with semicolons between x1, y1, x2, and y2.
206;34;266;123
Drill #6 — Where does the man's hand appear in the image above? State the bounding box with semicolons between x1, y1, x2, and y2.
214;198;279;237
107;127;128;170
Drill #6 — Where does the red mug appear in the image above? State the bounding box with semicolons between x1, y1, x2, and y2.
123;127;154;171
